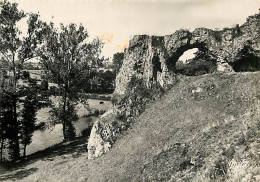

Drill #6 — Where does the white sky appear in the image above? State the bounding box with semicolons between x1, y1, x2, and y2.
179;48;198;63
13;0;260;59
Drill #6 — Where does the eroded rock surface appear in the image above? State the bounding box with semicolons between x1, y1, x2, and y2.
115;14;260;94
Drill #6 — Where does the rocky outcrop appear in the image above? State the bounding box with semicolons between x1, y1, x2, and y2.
88;12;260;159
115;13;260;95
88;86;155;159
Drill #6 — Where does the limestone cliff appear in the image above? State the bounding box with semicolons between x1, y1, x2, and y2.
88;12;260;159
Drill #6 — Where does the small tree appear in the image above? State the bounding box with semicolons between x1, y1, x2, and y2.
112;52;124;75
99;70;116;93
20;79;38;157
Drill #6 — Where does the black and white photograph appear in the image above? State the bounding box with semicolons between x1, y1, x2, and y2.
0;0;260;181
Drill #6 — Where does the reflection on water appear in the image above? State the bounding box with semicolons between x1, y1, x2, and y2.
26;116;97;155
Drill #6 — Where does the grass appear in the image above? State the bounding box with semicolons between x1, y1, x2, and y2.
0;136;89;181
0;72;260;181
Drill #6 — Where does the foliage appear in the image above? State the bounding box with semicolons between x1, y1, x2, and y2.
93;109;100;117
246;9;260;22
79;93;111;101
112;52;124;75
22;71;30;79
40;79;48;91
81;70;116;94
80;127;92;137
49;100;77;141
0;0;45;160
49;86;60;96
232;24;242;39
20;84;38;157
0;90;11;162
0;0;25;160
211;31;222;42
176;50;217;76
37;21;104;141
114;75;165;125
127;75;165;101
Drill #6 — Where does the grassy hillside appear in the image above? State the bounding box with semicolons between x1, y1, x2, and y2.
1;72;260;182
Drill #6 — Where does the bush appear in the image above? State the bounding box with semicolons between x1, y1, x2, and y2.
40;79;48;91
127;75;165;101
22;71;30;79
81;127;92;137
209;158;228;180
93;109;100;116
111;93;126;105
99;110;105;115
114;76;165;123
111;96;118;105
49;86;59;96
212;31;222;42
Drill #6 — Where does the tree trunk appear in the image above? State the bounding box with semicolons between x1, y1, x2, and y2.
12;96;20;160
11;52;20;160
62;120;66;142
23;144;26;158
0;140;3;163
62;90;67;142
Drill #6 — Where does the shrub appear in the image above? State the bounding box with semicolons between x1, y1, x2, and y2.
127;75;165;100
111;96;118;105
49;86;59;96
99;110;105;115
212;31;222;42
81;127;92;137
209;158;228;180
22;71;30;79
93;109;100;116
115;76;165;124
40;79;48;91
116;113;128;122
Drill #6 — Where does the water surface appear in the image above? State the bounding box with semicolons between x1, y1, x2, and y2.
26;116;97;155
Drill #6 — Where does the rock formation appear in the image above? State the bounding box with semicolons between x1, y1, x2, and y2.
88;12;260;159
115;13;260;94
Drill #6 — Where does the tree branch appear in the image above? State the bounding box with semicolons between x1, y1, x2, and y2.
0;51;12;63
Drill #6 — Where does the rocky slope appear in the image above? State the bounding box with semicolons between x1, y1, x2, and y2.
87;12;260;159
1;72;260;181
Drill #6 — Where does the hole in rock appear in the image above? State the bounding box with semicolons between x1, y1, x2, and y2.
178;48;199;64
175;48;217;76
232;46;260;72
152;55;162;81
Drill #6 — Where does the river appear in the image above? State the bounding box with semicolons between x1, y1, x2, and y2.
26;116;98;155
1;98;111;159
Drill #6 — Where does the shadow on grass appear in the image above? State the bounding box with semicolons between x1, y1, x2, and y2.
0;136;89;175
0;168;38;181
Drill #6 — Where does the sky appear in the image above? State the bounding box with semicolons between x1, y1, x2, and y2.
12;0;260;59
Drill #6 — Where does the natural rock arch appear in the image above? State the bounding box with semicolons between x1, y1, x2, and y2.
114;13;260;94
166;42;217;76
